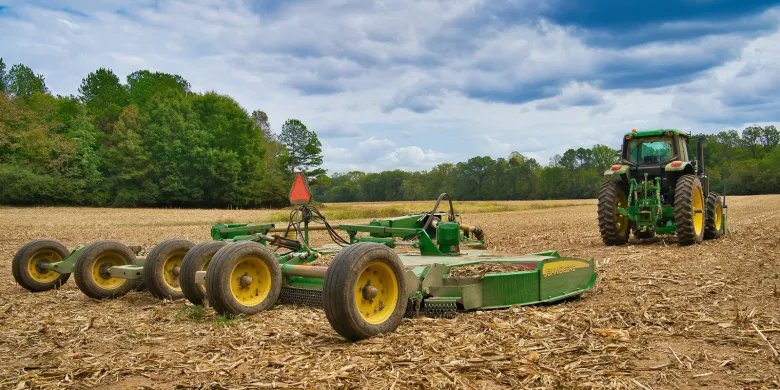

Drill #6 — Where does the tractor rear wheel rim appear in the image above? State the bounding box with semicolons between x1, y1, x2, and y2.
92;252;127;288
230;256;271;306
615;191;629;236
692;187;704;235
715;202;723;231
162;251;187;290
355;261;398;325
27;250;61;283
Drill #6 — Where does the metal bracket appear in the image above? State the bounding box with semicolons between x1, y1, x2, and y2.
421;263;449;295
195;271;207;285
108;265;144;279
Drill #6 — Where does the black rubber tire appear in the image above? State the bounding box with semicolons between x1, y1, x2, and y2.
12;239;71;292
180;241;227;305
206;241;282;316
323;242;408;341
597;179;631;245
143;239;195;300
74;240;137;299
674;174;705;246
633;227;655;240
704;192;724;240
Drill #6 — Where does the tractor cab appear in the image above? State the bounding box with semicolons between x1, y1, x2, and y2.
623;130;687;166
619;129;698;203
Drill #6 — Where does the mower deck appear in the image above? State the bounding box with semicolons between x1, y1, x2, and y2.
12;184;598;341
278;247;596;315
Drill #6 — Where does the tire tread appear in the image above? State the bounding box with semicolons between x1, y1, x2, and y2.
597;179;630;245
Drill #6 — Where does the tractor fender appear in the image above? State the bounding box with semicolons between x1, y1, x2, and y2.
603;165;629;177
664;161;695;173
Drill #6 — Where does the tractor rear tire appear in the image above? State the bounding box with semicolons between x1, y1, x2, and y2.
323;242;408;341
12;239;71;292
180;240;227;305
143;239;195;300
597;179;631;245
704;192;724;240
74;240;137;299
206;241;282;316
674;174;705;246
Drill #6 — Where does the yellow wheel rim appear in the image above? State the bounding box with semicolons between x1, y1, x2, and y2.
27;250;62;283
161;251;187;291
230;256;271;306
201;258;211;293
355;261;399;325
692;187;704;235
615;190;629;236
91;252;128;289
714;202;723;231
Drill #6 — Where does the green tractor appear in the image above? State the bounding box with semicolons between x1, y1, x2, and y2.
598;129;727;246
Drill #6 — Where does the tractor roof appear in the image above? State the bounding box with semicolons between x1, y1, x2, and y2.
624;129;687;138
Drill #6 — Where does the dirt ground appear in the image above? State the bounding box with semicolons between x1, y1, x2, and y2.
0;196;778;389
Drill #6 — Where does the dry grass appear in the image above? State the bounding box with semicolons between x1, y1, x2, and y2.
1;196;779;389
264;199;595;222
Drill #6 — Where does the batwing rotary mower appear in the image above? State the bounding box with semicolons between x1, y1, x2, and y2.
598;129;728;246
12;173;598;341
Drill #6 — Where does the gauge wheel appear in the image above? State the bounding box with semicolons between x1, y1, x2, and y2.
323;242;408;341
12;239;71;292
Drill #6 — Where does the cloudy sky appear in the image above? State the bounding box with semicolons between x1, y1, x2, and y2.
1;0;779;173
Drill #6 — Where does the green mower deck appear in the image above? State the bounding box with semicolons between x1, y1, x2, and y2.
12;175;598;341
273;249;596;315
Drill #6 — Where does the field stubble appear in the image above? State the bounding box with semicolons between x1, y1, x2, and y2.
0;196;778;389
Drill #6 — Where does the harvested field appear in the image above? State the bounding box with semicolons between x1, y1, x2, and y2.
1;195;778;389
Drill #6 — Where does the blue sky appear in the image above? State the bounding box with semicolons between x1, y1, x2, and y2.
1;0;779;173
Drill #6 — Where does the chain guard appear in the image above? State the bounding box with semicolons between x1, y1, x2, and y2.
279;287;322;307
280;287;458;319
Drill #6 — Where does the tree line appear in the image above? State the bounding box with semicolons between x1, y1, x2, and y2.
315;127;780;203
0;58;777;207
0;59;323;207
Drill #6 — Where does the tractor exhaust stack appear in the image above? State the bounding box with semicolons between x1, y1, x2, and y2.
697;135;705;176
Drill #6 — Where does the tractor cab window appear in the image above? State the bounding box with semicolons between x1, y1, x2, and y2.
625;136;675;165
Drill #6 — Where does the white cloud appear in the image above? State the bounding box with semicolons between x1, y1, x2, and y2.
0;1;778;174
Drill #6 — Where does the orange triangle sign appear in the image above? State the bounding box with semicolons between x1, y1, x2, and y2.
288;172;312;205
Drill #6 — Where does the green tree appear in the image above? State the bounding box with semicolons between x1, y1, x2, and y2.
190;92;268;207
79;68;129;133
101;104;157;206
0;58;7;93
251;110;273;139
6;64;48;97
278;119;325;177
126;70;190;109
591;144;619;172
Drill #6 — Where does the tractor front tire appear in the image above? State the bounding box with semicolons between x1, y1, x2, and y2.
598;179;631;245
674;174;705;246
180;240;227;305
143;239;195;300
206;241;282;316
12;239;71;292
323;243;408;341
74;240;137;299
704;192;724;240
